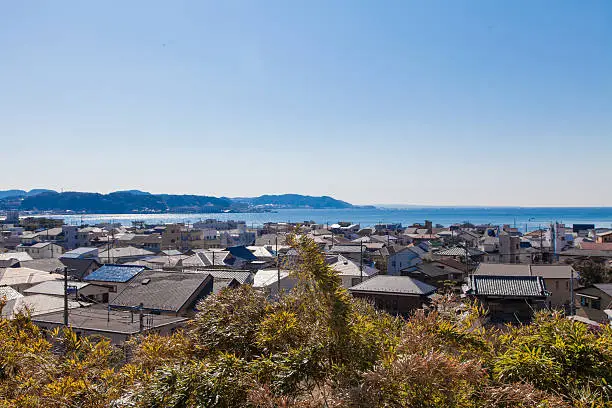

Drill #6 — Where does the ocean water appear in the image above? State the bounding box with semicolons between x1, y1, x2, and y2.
47;207;612;230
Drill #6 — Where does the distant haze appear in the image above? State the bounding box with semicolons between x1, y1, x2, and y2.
1;1;610;206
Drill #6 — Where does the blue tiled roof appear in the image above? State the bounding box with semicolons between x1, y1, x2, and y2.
83;264;145;283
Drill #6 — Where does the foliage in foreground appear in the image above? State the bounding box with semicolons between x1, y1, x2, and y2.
0;234;611;407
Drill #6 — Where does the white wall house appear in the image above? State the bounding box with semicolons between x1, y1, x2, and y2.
17;242;63;259
387;247;423;276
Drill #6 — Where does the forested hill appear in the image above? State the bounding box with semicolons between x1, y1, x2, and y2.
1;190;357;213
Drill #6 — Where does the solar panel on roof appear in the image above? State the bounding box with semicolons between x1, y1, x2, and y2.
83;265;145;283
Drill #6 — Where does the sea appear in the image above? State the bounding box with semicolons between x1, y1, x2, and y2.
40;207;612;231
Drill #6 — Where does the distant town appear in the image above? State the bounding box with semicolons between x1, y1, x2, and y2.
0;209;610;345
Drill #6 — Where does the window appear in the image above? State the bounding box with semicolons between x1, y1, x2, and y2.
592;299;601;310
351;278;361;287
555;281;559;290
580;297;587;306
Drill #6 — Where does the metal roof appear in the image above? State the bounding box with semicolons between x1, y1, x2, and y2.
474;263;576;279
593;283;612;297
466;275;548;297
83;264;145;283
349;276;437;296
61;247;99;259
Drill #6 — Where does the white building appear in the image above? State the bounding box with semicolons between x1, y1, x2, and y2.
17;242;63;259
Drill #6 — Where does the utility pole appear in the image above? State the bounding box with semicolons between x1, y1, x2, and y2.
464;244;469;275
63;267;69;326
360;242;364;283
276;235;281;294
539;224;543;264
138;303;144;333
570;268;575;316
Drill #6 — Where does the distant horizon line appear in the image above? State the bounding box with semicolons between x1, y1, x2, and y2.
2;188;611;208
369;204;612;209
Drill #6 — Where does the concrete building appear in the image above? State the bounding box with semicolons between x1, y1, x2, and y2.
17;242;63;259
387;246;424;276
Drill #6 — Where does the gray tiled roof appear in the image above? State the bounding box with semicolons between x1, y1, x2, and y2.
349;276;437;296
329;245;364;254
194;269;254;285
212;278;238;294
593;283;612;297
110;270;212;313
19;258;65;272
436;247;485;257
466;275;548;297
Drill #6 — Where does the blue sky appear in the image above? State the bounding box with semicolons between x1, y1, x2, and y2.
1;1;611;206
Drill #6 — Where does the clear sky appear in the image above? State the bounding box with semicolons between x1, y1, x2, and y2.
1;1;611;206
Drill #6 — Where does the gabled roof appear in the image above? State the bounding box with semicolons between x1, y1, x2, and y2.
160;249;183;256
194;269;254;285
60;247;99;259
417;262;464;278
19;258;65;272
433;258;466;271
83;264;146;283
24;280;94;296
474;263;576;279
349;276;436;296
110;270;212;313
329;245;364;254
329;255;378;277
3;294;82;318
246;246;274;258
0;252;33;262
98;246;154;259
0;286;22;301
0;268;61;286
212;278;239;294
436;247;485;257
580;242;612;251
227;246;257;261
253;269;291;288
60;258;102;279
465;275;548;298
593;283;612;297
560;249;612;258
